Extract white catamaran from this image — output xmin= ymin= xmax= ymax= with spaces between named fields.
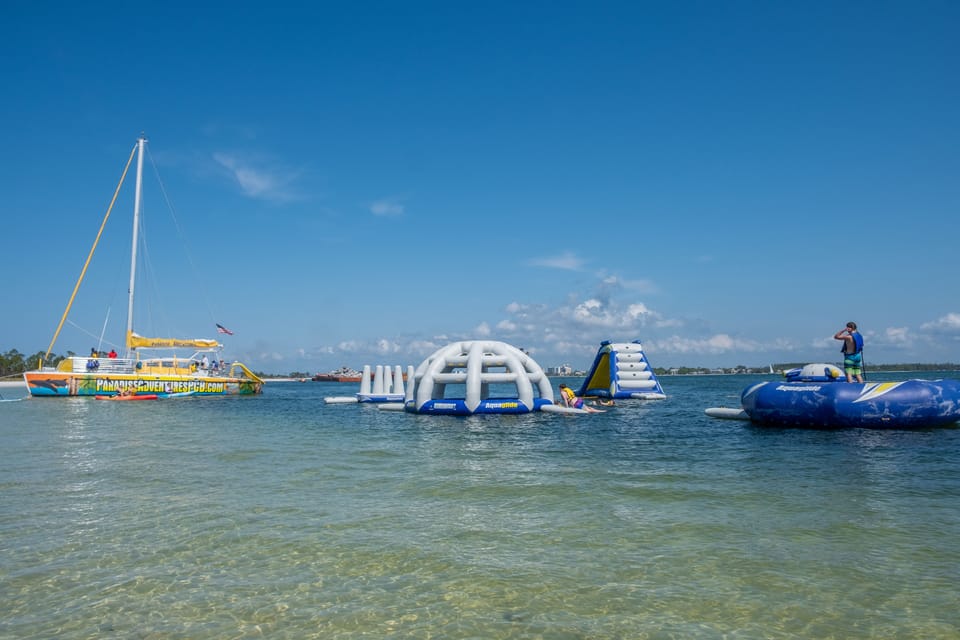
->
xmin=24 ymin=136 xmax=263 ymax=397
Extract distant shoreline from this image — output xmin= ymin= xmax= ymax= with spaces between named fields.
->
xmin=2 ymin=378 xmax=308 ymax=388
xmin=0 ymin=378 xmax=307 ymax=389
xmin=5 ymin=369 xmax=958 ymax=390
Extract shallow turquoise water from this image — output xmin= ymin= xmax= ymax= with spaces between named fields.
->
xmin=1 ymin=373 xmax=959 ymax=638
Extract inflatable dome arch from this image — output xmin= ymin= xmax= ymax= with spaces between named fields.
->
xmin=405 ymin=340 xmax=555 ymax=415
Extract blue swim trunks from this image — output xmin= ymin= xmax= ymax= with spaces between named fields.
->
xmin=844 ymin=352 xmax=863 ymax=375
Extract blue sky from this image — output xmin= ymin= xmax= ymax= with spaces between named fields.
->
xmin=3 ymin=1 xmax=958 ymax=374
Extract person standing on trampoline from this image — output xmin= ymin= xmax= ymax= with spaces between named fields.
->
xmin=834 ymin=321 xmax=865 ymax=383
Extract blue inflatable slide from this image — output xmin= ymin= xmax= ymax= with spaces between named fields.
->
xmin=577 ymin=340 xmax=667 ymax=400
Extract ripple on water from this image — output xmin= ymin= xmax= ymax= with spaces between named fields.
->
xmin=2 ymin=376 xmax=960 ymax=638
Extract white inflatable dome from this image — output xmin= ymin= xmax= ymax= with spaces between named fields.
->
xmin=405 ymin=340 xmax=555 ymax=415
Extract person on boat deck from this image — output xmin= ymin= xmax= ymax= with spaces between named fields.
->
xmin=107 ymin=349 xmax=117 ymax=358
xmin=87 ymin=348 xmax=100 ymax=370
xmin=558 ymin=384 xmax=603 ymax=413
xmin=834 ymin=321 xmax=865 ymax=383
xmin=201 ymin=355 xmax=210 ymax=370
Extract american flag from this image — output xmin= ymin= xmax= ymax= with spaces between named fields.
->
xmin=216 ymin=323 xmax=234 ymax=336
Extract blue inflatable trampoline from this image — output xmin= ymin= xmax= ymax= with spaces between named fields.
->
xmin=739 ymin=364 xmax=960 ymax=428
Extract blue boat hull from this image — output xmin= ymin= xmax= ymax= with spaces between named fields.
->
xmin=741 ymin=378 xmax=960 ymax=428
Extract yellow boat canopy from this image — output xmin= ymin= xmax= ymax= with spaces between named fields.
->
xmin=126 ymin=331 xmax=220 ymax=350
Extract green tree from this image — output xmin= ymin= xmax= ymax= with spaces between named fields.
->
xmin=0 ymin=349 xmax=25 ymax=377
xmin=0 ymin=349 xmax=70 ymax=377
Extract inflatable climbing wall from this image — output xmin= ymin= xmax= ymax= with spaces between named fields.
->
xmin=577 ymin=340 xmax=666 ymax=400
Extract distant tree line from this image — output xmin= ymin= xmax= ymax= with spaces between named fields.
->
xmin=656 ymin=362 xmax=960 ymax=376
xmin=253 ymin=370 xmax=312 ymax=379
xmin=0 ymin=349 xmax=71 ymax=379
xmin=837 ymin=362 xmax=960 ymax=372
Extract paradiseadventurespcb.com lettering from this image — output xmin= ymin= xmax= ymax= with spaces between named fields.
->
xmin=96 ymin=379 xmax=225 ymax=393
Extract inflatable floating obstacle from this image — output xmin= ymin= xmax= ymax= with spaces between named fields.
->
xmin=324 ymin=364 xmax=411 ymax=404
xmin=704 ymin=407 xmax=750 ymax=420
xmin=404 ymin=340 xmax=557 ymax=415
xmin=705 ymin=363 xmax=960 ymax=429
xmin=331 ymin=341 xmax=607 ymax=417
xmin=578 ymin=340 xmax=666 ymax=400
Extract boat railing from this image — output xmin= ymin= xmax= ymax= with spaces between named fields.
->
xmin=72 ymin=357 xmax=137 ymax=374
xmin=57 ymin=355 xmax=256 ymax=382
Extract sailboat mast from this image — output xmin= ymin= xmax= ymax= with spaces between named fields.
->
xmin=125 ymin=136 xmax=146 ymax=357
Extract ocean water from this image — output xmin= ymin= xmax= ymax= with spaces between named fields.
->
xmin=1 ymin=373 xmax=959 ymax=639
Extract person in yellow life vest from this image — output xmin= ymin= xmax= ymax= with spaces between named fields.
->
xmin=558 ymin=384 xmax=603 ymax=413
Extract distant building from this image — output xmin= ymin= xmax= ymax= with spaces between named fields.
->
xmin=545 ymin=364 xmax=574 ymax=376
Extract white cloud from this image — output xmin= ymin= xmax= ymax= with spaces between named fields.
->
xmin=922 ymin=313 xmax=960 ymax=335
xmin=598 ymin=273 xmax=658 ymax=294
xmin=654 ymin=318 xmax=683 ymax=329
xmin=528 ymin=251 xmax=584 ymax=271
xmin=882 ymin=326 xmax=912 ymax=346
xmin=337 ymin=340 xmax=361 ymax=352
xmin=649 ymin=333 xmax=765 ymax=355
xmin=213 ymin=151 xmax=300 ymax=202
xmin=564 ymin=297 xmax=662 ymax=330
xmin=407 ymin=339 xmax=442 ymax=354
xmin=374 ymin=339 xmax=401 ymax=354
xmin=325 ymin=337 xmax=442 ymax=362
xmin=370 ymin=198 xmax=405 ymax=216
xmin=621 ymin=278 xmax=658 ymax=293
xmin=548 ymin=339 xmax=599 ymax=360
xmin=626 ymin=303 xmax=652 ymax=320
xmin=572 ymin=298 xmax=603 ymax=322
